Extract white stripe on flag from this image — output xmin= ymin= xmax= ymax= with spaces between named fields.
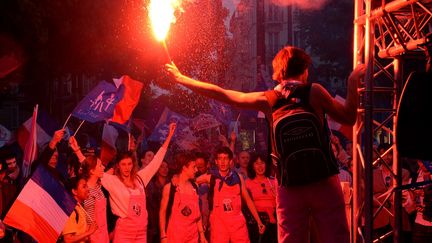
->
xmin=17 ymin=179 xmax=70 ymax=234
xmin=23 ymin=119 xmax=52 ymax=147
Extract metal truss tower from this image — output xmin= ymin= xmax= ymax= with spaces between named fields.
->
xmin=352 ymin=0 xmax=432 ymax=242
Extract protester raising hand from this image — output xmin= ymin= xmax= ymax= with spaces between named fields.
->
xmin=49 ymin=128 xmax=65 ymax=149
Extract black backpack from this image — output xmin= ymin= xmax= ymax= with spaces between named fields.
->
xmin=265 ymin=83 xmax=339 ymax=186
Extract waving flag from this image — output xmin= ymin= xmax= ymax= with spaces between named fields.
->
xmin=0 ymin=123 xmax=12 ymax=148
xmin=148 ymin=107 xmax=190 ymax=142
xmin=190 ymin=113 xmax=221 ymax=131
xmin=4 ymin=166 xmax=77 ymax=243
xmin=21 ymin=105 xmax=38 ymax=179
xmin=72 ymin=75 xmax=143 ymax=124
xmin=16 ymin=109 xmax=59 ymax=153
xmin=72 ymin=80 xmax=123 ymax=123
xmin=209 ymin=99 xmax=234 ymax=125
xmin=111 ymin=75 xmax=143 ymax=124
xmin=100 ymin=123 xmax=119 ymax=166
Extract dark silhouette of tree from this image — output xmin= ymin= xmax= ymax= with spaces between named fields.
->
xmin=297 ymin=0 xmax=354 ymax=91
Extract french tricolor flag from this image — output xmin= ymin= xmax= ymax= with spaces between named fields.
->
xmin=4 ymin=166 xmax=77 ymax=243
xmin=100 ymin=123 xmax=119 ymax=166
xmin=16 ymin=109 xmax=59 ymax=153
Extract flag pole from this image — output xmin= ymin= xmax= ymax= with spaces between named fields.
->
xmin=73 ymin=120 xmax=85 ymax=136
xmin=235 ymin=112 xmax=241 ymax=131
xmin=62 ymin=114 xmax=72 ymax=129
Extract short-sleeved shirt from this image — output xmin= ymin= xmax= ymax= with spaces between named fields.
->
xmin=62 ymin=204 xmax=88 ymax=239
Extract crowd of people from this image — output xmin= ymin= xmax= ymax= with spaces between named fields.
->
xmin=0 ymin=122 xmax=277 ymax=243
xmin=0 ymin=45 xmax=431 ymax=243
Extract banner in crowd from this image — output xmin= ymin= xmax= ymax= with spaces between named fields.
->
xmin=0 ymin=123 xmax=11 ymax=148
xmin=190 ymin=113 xmax=221 ymax=131
xmin=16 ymin=109 xmax=59 ymax=153
xmin=148 ymin=107 xmax=190 ymax=142
xmin=4 ymin=166 xmax=77 ymax=243
xmin=72 ymin=75 xmax=142 ymax=124
xmin=111 ymin=75 xmax=143 ymax=124
xmin=148 ymin=107 xmax=201 ymax=150
xmin=21 ymin=105 xmax=38 ymax=179
xmin=209 ymin=99 xmax=234 ymax=125
xmin=100 ymin=123 xmax=119 ymax=166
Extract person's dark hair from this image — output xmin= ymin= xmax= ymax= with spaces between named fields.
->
xmin=65 ymin=174 xmax=85 ymax=193
xmin=3 ymin=150 xmax=16 ymax=160
xmin=81 ymin=155 xmax=99 ymax=180
xmin=272 ymin=46 xmax=311 ymax=81
xmin=194 ymin=151 xmax=209 ymax=165
xmin=215 ymin=146 xmax=233 ymax=160
xmin=115 ymin=151 xmax=138 ymax=180
xmin=140 ymin=149 xmax=156 ymax=160
xmin=247 ymin=153 xmax=272 ymax=179
xmin=173 ymin=152 xmax=196 ymax=174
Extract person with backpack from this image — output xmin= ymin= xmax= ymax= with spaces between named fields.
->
xmin=195 ymin=146 xmax=265 ymax=242
xmin=165 ymin=46 xmax=365 ymax=243
xmin=159 ymin=152 xmax=207 ymax=243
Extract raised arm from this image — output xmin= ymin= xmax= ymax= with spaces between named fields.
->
xmin=314 ymin=64 xmax=366 ymax=125
xmin=165 ymin=63 xmax=270 ymax=112
xmin=68 ymin=136 xmax=86 ymax=163
xmin=138 ymin=123 xmax=176 ymax=185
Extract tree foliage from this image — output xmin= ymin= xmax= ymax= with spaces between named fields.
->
xmin=297 ymin=0 xmax=354 ymax=83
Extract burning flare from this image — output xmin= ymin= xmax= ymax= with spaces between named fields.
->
xmin=149 ymin=0 xmax=180 ymax=41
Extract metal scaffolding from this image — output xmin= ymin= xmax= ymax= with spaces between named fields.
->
xmin=352 ymin=0 xmax=432 ymax=242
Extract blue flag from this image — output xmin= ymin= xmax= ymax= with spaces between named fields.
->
xmin=209 ymin=100 xmax=234 ymax=125
xmin=72 ymin=80 xmax=125 ymax=123
xmin=148 ymin=107 xmax=190 ymax=142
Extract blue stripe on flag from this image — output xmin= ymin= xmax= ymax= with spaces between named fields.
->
xmin=31 ymin=166 xmax=77 ymax=215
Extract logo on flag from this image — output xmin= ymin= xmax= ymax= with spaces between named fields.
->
xmin=72 ymin=80 xmax=123 ymax=123
xmin=4 ymin=166 xmax=77 ymax=243
xmin=72 ymin=75 xmax=143 ymax=124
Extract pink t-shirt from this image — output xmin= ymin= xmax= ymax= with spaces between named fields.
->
xmin=245 ymin=177 xmax=277 ymax=212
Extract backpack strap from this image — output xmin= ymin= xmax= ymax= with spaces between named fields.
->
xmin=190 ymin=179 xmax=199 ymax=191
xmin=232 ymin=171 xmax=242 ymax=195
xmin=208 ymin=174 xmax=216 ymax=211
xmin=165 ymin=183 xmax=176 ymax=230
xmin=74 ymin=208 xmax=79 ymax=224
